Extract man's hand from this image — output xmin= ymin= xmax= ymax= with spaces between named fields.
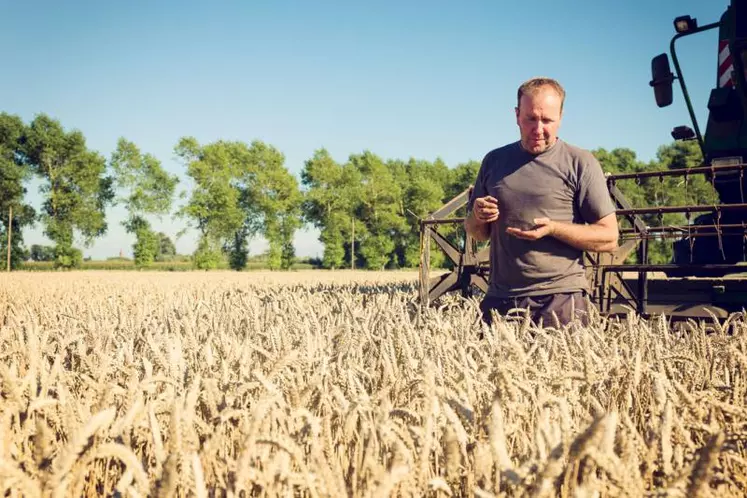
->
xmin=506 ymin=217 xmax=555 ymax=241
xmin=506 ymin=213 xmax=619 ymax=252
xmin=473 ymin=196 xmax=499 ymax=223
xmin=464 ymin=195 xmax=499 ymax=242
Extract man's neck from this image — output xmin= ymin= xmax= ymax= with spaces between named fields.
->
xmin=519 ymin=137 xmax=560 ymax=155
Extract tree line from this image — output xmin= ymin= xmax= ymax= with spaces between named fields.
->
xmin=0 ymin=112 xmax=718 ymax=270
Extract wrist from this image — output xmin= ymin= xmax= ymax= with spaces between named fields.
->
xmin=547 ymin=219 xmax=558 ymax=236
xmin=470 ymin=212 xmax=488 ymax=226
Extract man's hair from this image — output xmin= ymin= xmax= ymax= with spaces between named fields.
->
xmin=517 ymin=77 xmax=565 ymax=111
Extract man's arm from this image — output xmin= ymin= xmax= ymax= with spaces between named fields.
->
xmin=464 ymin=210 xmax=491 ymax=241
xmin=548 ymin=212 xmax=619 ymax=253
xmin=506 ymin=212 xmax=618 ymax=253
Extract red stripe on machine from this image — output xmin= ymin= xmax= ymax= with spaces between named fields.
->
xmin=718 ymin=40 xmax=733 ymax=88
xmin=718 ymin=41 xmax=730 ymax=64
xmin=719 ymin=54 xmax=733 ymax=75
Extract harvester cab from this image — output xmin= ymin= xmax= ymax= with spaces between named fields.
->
xmin=650 ymin=0 xmax=747 ymax=268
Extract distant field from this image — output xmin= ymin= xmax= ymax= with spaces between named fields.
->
xmin=5 ymin=269 xmax=421 ymax=286
xmin=19 ymin=260 xmax=316 ymax=271
xmin=1 ymin=271 xmax=746 ymax=496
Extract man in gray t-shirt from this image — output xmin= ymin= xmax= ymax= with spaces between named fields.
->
xmin=465 ymin=77 xmax=618 ymax=327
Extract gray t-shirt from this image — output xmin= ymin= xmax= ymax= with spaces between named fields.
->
xmin=468 ymin=139 xmax=615 ymax=298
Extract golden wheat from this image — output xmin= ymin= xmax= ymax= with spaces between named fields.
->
xmin=0 ymin=270 xmax=746 ymax=496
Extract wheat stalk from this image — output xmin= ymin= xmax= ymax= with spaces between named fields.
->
xmin=2 ymin=271 xmax=747 ymax=497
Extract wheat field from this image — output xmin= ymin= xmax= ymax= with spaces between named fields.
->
xmin=1 ymin=270 xmax=747 ymax=497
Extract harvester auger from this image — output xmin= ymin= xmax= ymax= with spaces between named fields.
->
xmin=420 ymin=0 xmax=747 ymax=321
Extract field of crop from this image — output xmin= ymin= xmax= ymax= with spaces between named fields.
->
xmin=1 ymin=270 xmax=747 ymax=497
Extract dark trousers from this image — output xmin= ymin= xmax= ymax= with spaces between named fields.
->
xmin=480 ymin=291 xmax=592 ymax=328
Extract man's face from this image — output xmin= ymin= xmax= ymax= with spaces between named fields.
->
xmin=515 ymin=86 xmax=563 ymax=155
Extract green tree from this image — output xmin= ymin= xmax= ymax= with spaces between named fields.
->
xmin=594 ymin=142 xmax=718 ymax=264
xmin=350 ymin=151 xmax=406 ymax=269
xmin=244 ymin=141 xmax=302 ymax=270
xmin=416 ymin=159 xmax=482 ymax=271
xmin=228 ymin=230 xmax=248 ymax=270
xmin=594 ymin=147 xmax=648 ymax=262
xmin=126 ymin=217 xmax=160 ymax=267
xmin=22 ymin=114 xmax=113 ymax=269
xmin=155 ymin=232 xmax=177 ymax=261
xmin=446 ymin=160 xmax=481 ymax=201
xmin=110 ymin=138 xmax=179 ymax=268
xmin=301 ymin=149 xmax=360 ymax=269
xmin=594 ymin=146 xmax=649 ymax=222
xmin=175 ymin=138 xmax=246 ymax=269
xmin=656 ymin=141 xmax=717 ymax=206
xmin=30 ymin=244 xmax=55 ymax=262
xmin=397 ymin=158 xmax=446 ymax=268
xmin=645 ymin=141 xmax=718 ymax=264
xmin=0 ymin=113 xmax=36 ymax=270
xmin=176 ymin=138 xmax=301 ymax=270
xmin=0 ymin=206 xmax=35 ymax=270
xmin=193 ymin=236 xmax=223 ymax=270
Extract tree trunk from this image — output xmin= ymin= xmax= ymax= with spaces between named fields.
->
xmin=6 ymin=206 xmax=12 ymax=272
xmin=351 ymin=216 xmax=355 ymax=270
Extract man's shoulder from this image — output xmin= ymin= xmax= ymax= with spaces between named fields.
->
xmin=482 ymin=141 xmax=521 ymax=163
xmin=556 ymin=140 xmax=598 ymax=165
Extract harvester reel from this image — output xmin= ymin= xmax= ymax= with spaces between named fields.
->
xmin=418 ymin=188 xmax=490 ymax=306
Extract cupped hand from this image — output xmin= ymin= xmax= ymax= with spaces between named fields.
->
xmin=506 ymin=217 xmax=555 ymax=240
xmin=474 ymin=196 xmax=499 ymax=223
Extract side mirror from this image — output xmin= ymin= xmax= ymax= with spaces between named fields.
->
xmin=650 ymin=53 xmax=675 ymax=107
xmin=671 ymin=125 xmax=696 ymax=141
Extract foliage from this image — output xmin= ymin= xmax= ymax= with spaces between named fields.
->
xmin=350 ymin=151 xmax=407 ymax=270
xmin=247 ymin=141 xmax=302 ymax=270
xmin=21 ymin=114 xmax=114 ymax=269
xmin=398 ymin=158 xmax=449 ymax=268
xmin=29 ymin=244 xmax=55 ymax=262
xmin=301 ymin=148 xmax=361 ymax=269
xmin=594 ymin=141 xmax=717 ymax=264
xmin=228 ymin=229 xmax=249 ymax=271
xmin=111 ymin=138 xmax=179 ymax=268
xmin=155 ymin=232 xmax=177 ymax=262
xmin=0 ymin=113 xmax=36 ymax=269
xmin=54 ymin=244 xmax=83 ymax=269
xmin=0 ymin=110 xmax=722 ymax=273
xmin=303 ymin=151 xmax=477 ymax=270
xmin=131 ymin=222 xmax=160 ymax=268
xmin=176 ymin=138 xmax=301 ymax=271
xmin=176 ymin=138 xmax=246 ymax=240
xmin=193 ymin=235 xmax=225 ymax=270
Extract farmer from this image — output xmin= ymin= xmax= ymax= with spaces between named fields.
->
xmin=465 ymin=77 xmax=618 ymax=327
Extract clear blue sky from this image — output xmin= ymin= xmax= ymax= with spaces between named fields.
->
xmin=0 ymin=0 xmax=729 ymax=259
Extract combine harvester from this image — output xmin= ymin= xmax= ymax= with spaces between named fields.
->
xmin=420 ymin=0 xmax=747 ymax=322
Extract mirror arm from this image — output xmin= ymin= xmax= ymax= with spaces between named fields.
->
xmin=669 ymin=21 xmax=720 ymax=155
xmin=649 ymin=71 xmax=676 ymax=88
